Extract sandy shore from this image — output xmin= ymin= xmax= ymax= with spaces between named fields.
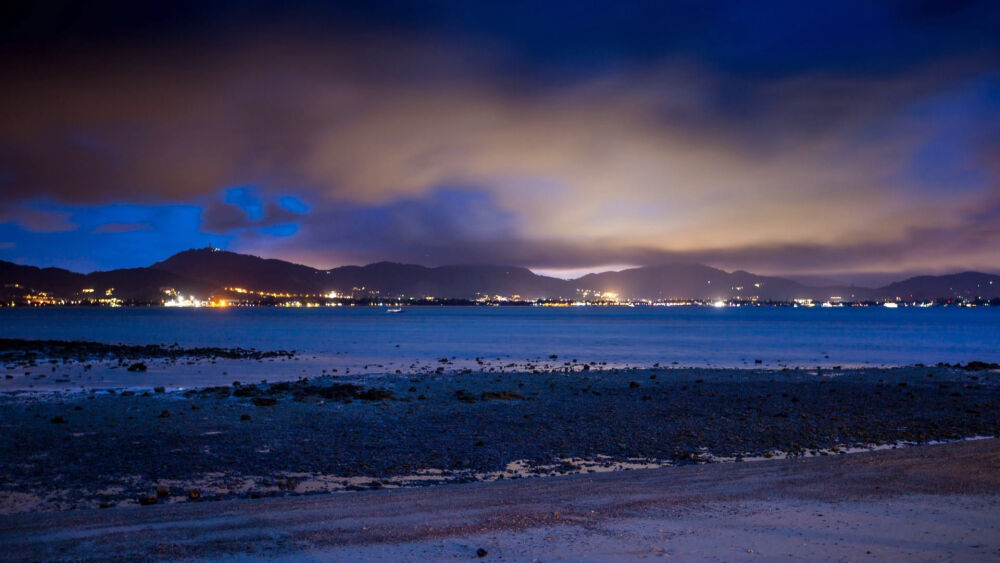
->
xmin=2 ymin=340 xmax=998 ymax=560
xmin=2 ymin=438 xmax=998 ymax=561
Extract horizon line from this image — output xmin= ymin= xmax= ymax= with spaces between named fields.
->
xmin=3 ymin=246 xmax=1000 ymax=289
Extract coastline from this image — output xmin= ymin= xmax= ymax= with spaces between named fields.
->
xmin=3 ymin=438 xmax=998 ymax=561
xmin=2 ymin=338 xmax=998 ymax=559
xmin=2 ymin=354 xmax=998 ymax=513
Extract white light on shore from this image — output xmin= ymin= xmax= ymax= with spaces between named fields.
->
xmin=165 ymin=295 xmax=207 ymax=307
xmin=712 ymin=300 xmax=726 ymax=308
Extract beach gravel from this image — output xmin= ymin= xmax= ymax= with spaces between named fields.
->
xmin=1 ymin=364 xmax=998 ymax=511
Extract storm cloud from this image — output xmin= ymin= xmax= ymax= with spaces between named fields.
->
xmin=1 ymin=1 xmax=998 ymax=277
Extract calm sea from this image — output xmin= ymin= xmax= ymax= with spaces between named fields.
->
xmin=2 ymin=306 xmax=998 ymax=370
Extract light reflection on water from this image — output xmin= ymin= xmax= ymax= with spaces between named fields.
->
xmin=2 ymin=306 xmax=997 ymax=369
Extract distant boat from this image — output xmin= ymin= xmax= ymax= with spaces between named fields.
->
xmin=386 ymin=307 xmax=404 ymax=313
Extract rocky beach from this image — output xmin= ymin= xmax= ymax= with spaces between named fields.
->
xmin=2 ymin=339 xmax=998 ymax=520
xmin=7 ymin=1 xmax=1000 ymax=558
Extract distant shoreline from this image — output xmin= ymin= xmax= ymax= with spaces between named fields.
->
xmin=5 ymin=248 xmax=1000 ymax=306
xmin=4 ymin=298 xmax=1000 ymax=308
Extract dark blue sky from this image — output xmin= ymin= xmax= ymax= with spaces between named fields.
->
xmin=1 ymin=1 xmax=998 ymax=278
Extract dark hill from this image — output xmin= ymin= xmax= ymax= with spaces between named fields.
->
xmin=84 ymin=268 xmax=213 ymax=301
xmin=876 ymin=272 xmax=1000 ymax=300
xmin=0 ymin=260 xmax=209 ymax=301
xmin=0 ymin=261 xmax=83 ymax=295
xmin=327 ymin=262 xmax=572 ymax=299
xmin=574 ymin=264 xmax=871 ymax=301
xmin=152 ymin=248 xmax=329 ymax=294
xmin=2 ymin=249 xmax=998 ymax=302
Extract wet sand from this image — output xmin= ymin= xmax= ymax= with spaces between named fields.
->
xmin=2 ymin=438 xmax=998 ymax=561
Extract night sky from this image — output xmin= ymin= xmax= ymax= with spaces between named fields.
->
xmin=1 ymin=1 xmax=998 ymax=281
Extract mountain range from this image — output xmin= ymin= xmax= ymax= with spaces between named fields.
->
xmin=2 ymin=248 xmax=999 ymax=302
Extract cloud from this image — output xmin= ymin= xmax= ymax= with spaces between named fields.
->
xmin=0 ymin=204 xmax=76 ymax=232
xmin=0 ymin=5 xmax=998 ymax=274
xmin=0 ymin=201 xmax=228 ymax=272
xmin=233 ymin=188 xmax=520 ymax=265
xmin=200 ymin=198 xmax=251 ymax=233
xmin=227 ymin=185 xmax=1000 ymax=277
xmin=200 ymin=186 xmax=308 ymax=234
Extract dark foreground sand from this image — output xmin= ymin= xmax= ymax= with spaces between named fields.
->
xmin=1 ymin=438 xmax=998 ymax=561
